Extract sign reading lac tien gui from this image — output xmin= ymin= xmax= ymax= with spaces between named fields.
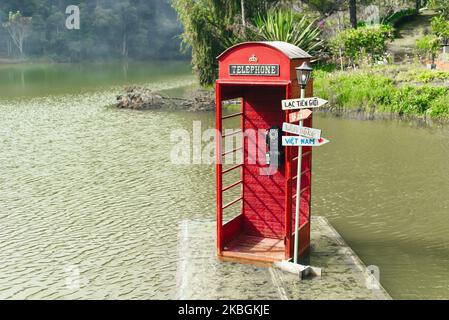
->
xmin=282 ymin=97 xmax=328 ymax=110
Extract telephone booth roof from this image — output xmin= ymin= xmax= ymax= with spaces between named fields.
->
xmin=217 ymin=41 xmax=312 ymax=60
xmin=217 ymin=41 xmax=312 ymax=86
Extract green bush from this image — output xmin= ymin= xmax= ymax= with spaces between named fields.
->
xmin=429 ymin=0 xmax=449 ymax=19
xmin=428 ymin=93 xmax=449 ymax=117
xmin=387 ymin=86 xmax=448 ymax=115
xmin=416 ymin=35 xmax=441 ymax=63
xmin=314 ymin=70 xmax=395 ymax=111
xmin=431 ymin=16 xmax=449 ymax=46
xmin=330 ymin=25 xmax=395 ymax=66
xmin=396 ymin=69 xmax=449 ymax=83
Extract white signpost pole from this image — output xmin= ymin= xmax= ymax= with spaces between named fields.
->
xmin=293 ymin=88 xmax=306 ymax=265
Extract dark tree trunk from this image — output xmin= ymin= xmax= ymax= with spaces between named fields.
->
xmin=349 ymin=0 xmax=357 ymax=28
xmin=415 ymin=0 xmax=421 ymax=11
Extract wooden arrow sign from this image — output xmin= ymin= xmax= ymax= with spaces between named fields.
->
xmin=282 ymin=122 xmax=321 ymax=140
xmin=282 ymin=97 xmax=328 ymax=111
xmin=282 ymin=136 xmax=330 ymax=147
xmin=289 ymin=109 xmax=312 ymax=122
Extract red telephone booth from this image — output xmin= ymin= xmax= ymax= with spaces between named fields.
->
xmin=215 ymin=41 xmax=314 ymax=264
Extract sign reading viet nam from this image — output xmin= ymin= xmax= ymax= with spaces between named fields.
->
xmin=282 ymin=97 xmax=328 ymax=110
xmin=282 ymin=122 xmax=321 ymax=140
xmin=282 ymin=136 xmax=330 ymax=147
xmin=289 ymin=109 xmax=312 ymax=122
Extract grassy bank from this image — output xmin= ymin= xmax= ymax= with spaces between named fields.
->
xmin=314 ymin=64 xmax=449 ymax=118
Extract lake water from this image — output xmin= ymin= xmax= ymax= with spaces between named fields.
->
xmin=0 ymin=62 xmax=449 ymax=299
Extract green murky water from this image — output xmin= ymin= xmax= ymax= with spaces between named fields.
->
xmin=0 ymin=62 xmax=449 ymax=299
xmin=0 ymin=61 xmax=192 ymax=98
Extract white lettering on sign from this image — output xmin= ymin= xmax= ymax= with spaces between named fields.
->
xmin=229 ymin=64 xmax=279 ymax=76
xmin=282 ymin=97 xmax=328 ymax=110
xmin=289 ymin=109 xmax=312 ymax=122
xmin=282 ymin=136 xmax=330 ymax=147
xmin=282 ymin=122 xmax=321 ymax=139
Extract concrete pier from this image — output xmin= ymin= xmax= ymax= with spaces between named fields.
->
xmin=176 ymin=216 xmax=391 ymax=300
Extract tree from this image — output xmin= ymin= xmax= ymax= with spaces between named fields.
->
xmin=241 ymin=0 xmax=246 ymax=26
xmin=0 ymin=0 xmax=186 ymax=62
xmin=172 ymin=0 xmax=280 ymax=86
xmin=349 ymin=0 xmax=357 ymax=28
xmin=172 ymin=0 xmax=240 ymax=85
xmin=112 ymin=1 xmax=139 ymax=59
xmin=416 ymin=35 xmax=440 ymax=67
xmin=2 ymin=11 xmax=32 ymax=57
xmin=330 ymin=24 xmax=394 ymax=66
xmin=300 ymin=0 xmax=346 ymax=16
xmin=431 ymin=15 xmax=449 ymax=53
xmin=415 ymin=0 xmax=421 ymax=11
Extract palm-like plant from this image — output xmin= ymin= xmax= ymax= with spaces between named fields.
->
xmin=252 ymin=9 xmax=324 ymax=55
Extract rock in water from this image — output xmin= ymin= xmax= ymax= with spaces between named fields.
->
xmin=115 ymin=85 xmax=215 ymax=112
xmin=116 ymin=86 xmax=168 ymax=110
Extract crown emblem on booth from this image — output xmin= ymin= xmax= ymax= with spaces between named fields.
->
xmin=249 ymin=54 xmax=258 ymax=63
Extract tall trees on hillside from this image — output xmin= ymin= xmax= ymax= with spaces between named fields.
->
xmin=0 ymin=0 xmax=186 ymax=61
xmin=2 ymin=11 xmax=32 ymax=57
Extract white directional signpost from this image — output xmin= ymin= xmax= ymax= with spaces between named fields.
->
xmin=282 ymin=95 xmax=329 ymax=265
xmin=282 ymin=136 xmax=329 ymax=147
xmin=282 ymin=123 xmax=322 ymax=140
xmin=282 ymin=97 xmax=328 ymax=111
xmin=289 ymin=109 xmax=313 ymax=123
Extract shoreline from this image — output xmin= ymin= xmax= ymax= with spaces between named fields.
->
xmin=0 ymin=57 xmax=191 ymax=66
xmin=317 ymin=108 xmax=449 ymax=127
xmin=0 ymin=58 xmax=27 ymax=65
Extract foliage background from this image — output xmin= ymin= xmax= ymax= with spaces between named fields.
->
xmin=0 ymin=0 xmax=188 ymax=61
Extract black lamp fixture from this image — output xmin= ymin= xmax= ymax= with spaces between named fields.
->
xmin=296 ymin=62 xmax=313 ymax=89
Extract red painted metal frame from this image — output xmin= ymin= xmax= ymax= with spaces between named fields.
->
xmin=216 ymin=84 xmax=223 ymax=254
xmin=216 ymin=81 xmax=313 ymax=261
xmin=216 ymin=84 xmax=246 ymax=254
xmin=216 ymin=42 xmax=313 ymax=262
